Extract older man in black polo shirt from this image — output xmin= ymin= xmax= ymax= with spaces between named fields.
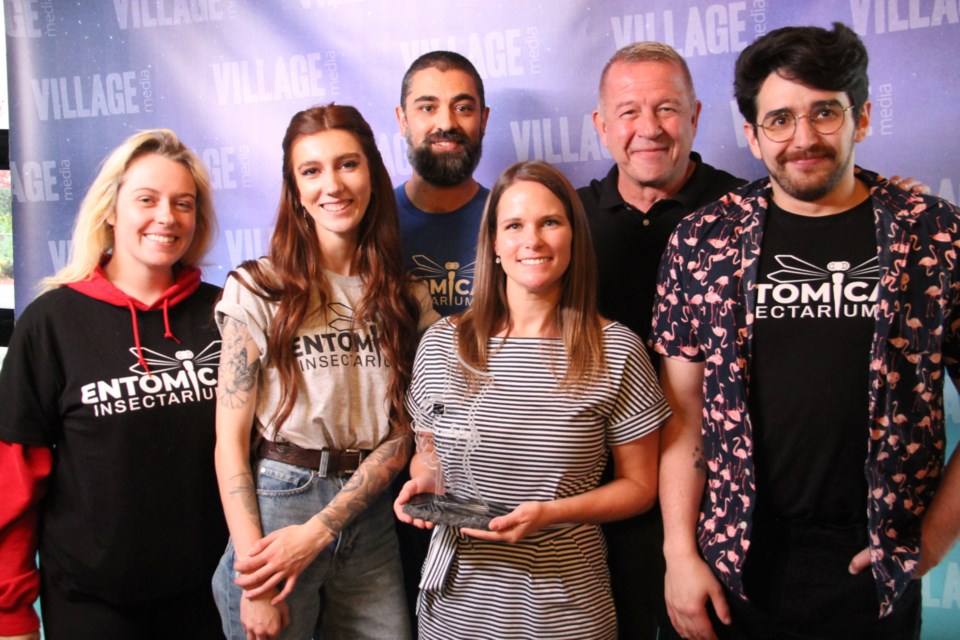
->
xmin=578 ymin=41 xmax=744 ymax=640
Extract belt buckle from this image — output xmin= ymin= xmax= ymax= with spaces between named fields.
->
xmin=318 ymin=448 xmax=365 ymax=477
xmin=343 ymin=448 xmax=364 ymax=474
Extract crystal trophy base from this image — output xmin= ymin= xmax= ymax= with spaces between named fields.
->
xmin=403 ymin=492 xmax=512 ymax=530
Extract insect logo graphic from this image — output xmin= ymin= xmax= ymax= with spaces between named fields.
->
xmin=129 ymin=341 xmax=221 ymax=399
xmin=411 ymin=255 xmax=475 ymax=306
xmin=328 ymin=302 xmax=354 ymax=332
xmin=767 ymin=255 xmax=879 ymax=318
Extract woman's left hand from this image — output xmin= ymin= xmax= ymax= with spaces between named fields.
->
xmin=234 ymin=520 xmax=335 ymax=603
xmin=460 ymin=501 xmax=549 ymax=544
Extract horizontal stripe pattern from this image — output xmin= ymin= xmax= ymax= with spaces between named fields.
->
xmin=408 ymin=319 xmax=669 ymax=639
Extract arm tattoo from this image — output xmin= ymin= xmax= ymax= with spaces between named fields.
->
xmin=218 ymin=316 xmax=260 ymax=409
xmin=227 ymin=471 xmax=260 ymax=519
xmin=692 ymin=445 xmax=707 ymax=473
xmin=313 ymin=423 xmax=413 ymax=536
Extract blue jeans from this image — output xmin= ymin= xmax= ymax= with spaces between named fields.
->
xmin=212 ymin=458 xmax=411 ymax=640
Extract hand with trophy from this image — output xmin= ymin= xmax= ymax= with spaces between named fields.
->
xmin=399 ymin=365 xmax=512 ymax=532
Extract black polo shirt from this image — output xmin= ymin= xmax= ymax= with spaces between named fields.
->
xmin=578 ymin=152 xmax=745 ymax=340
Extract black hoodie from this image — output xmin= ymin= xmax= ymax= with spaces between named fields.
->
xmin=0 ymin=265 xmax=228 ymax=606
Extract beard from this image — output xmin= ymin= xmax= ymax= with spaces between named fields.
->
xmin=406 ymin=128 xmax=484 ymax=187
xmin=767 ymin=142 xmax=853 ymax=202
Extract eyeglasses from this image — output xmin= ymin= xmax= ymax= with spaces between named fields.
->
xmin=756 ymin=103 xmax=856 ymax=142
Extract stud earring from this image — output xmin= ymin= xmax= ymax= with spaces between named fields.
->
xmin=495 ymin=256 xmax=501 ymax=264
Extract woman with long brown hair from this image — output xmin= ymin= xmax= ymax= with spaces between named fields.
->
xmin=394 ymin=161 xmax=668 ymax=639
xmin=211 ymin=104 xmax=437 ymax=640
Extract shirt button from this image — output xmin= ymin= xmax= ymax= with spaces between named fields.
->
xmin=642 ymin=218 xmax=650 ymax=226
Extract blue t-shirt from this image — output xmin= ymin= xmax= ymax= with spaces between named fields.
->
xmin=395 ymin=184 xmax=488 ymax=317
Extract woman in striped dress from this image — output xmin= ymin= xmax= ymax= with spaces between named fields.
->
xmin=394 ymin=160 xmax=669 ymax=639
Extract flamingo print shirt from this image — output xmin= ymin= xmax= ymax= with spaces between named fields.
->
xmin=651 ymin=167 xmax=960 ymax=616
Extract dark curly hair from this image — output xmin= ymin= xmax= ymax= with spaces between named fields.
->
xmin=734 ymin=22 xmax=869 ymax=127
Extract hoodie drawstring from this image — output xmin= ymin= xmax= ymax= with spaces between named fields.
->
xmin=126 ymin=299 xmax=151 ymax=375
xmin=162 ymin=298 xmax=181 ymax=344
xmin=66 ymin=264 xmax=202 ymax=375
xmin=126 ymin=298 xmax=181 ymax=376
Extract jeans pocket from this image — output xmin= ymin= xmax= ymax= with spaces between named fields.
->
xmin=255 ymin=459 xmax=316 ymax=496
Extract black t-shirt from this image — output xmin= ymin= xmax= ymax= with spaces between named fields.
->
xmin=750 ymin=199 xmax=877 ymax=525
xmin=578 ymin=154 xmax=745 ymax=342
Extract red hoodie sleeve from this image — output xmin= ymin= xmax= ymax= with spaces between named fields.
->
xmin=0 ymin=441 xmax=52 ymax=635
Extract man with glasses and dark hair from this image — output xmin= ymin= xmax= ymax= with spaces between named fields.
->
xmin=653 ymin=22 xmax=960 ymax=639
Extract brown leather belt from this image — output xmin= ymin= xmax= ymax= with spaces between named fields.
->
xmin=255 ymin=439 xmax=370 ymax=477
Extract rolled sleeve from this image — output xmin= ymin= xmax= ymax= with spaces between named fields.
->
xmin=650 ymin=232 xmax=702 ymax=362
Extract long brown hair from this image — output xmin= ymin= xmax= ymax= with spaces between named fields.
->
xmin=456 ymin=161 xmax=605 ymax=387
xmin=234 ymin=103 xmax=421 ymax=432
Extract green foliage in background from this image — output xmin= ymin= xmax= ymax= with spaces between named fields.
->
xmin=0 ymin=185 xmax=12 ymax=279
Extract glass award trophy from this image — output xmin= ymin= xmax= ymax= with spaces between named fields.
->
xmin=403 ymin=365 xmax=511 ymax=530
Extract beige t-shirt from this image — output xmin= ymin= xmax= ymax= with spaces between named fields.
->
xmin=216 ymin=260 xmax=438 ymax=450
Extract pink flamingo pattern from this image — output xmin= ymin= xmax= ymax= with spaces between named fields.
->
xmin=651 ymin=167 xmax=960 ymax=617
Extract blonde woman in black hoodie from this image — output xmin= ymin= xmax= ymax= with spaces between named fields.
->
xmin=0 ymin=129 xmax=227 ymax=640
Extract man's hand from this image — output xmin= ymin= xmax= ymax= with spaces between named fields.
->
xmin=665 ymin=554 xmax=731 ymax=640
xmin=888 ymin=175 xmax=931 ymax=195
xmin=848 ymin=546 xmax=871 ymax=575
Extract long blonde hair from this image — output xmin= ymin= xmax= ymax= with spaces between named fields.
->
xmin=455 ymin=161 xmax=605 ymax=388
xmin=41 ymin=129 xmax=216 ymax=291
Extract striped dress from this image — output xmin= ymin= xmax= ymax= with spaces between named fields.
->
xmin=407 ymin=318 xmax=670 ymax=640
